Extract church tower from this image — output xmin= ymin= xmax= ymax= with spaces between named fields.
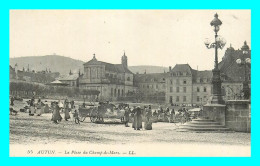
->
xmin=121 ymin=51 xmax=128 ymax=68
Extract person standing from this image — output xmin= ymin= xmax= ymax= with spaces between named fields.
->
xmin=36 ymin=98 xmax=42 ymax=116
xmin=134 ymin=106 xmax=142 ymax=130
xmin=51 ymin=102 xmax=62 ymax=124
xmin=73 ymin=108 xmax=80 ymax=124
xmin=124 ymin=107 xmax=130 ymax=127
xmin=10 ymin=96 xmax=15 ymax=106
xmin=144 ymin=108 xmax=152 ymax=130
xmin=64 ymin=99 xmax=71 ymax=121
xmin=170 ymin=107 xmax=175 ymax=123
xmin=29 ymin=97 xmax=35 ymax=116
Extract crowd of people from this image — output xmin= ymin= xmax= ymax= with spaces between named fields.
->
xmin=10 ymin=96 xmax=191 ymax=130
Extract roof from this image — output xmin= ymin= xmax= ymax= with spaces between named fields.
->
xmin=134 ymin=73 xmax=169 ymax=83
xmin=49 ymin=80 xmax=69 ymax=85
xmin=115 ymin=64 xmax=133 ymax=74
xmin=192 ymin=70 xmax=213 ymax=78
xmin=51 ymin=80 xmax=63 ymax=84
xmin=171 ymin=64 xmax=193 ymax=74
xmin=84 ymin=56 xmax=133 ymax=74
xmin=218 ymin=46 xmax=251 ymax=82
xmin=58 ymin=74 xmax=78 ymax=81
xmin=83 ymin=56 xmax=103 ymax=65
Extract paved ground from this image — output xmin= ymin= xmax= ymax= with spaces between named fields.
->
xmin=10 ymin=111 xmax=250 ymax=146
xmin=9 ymin=100 xmax=251 ymax=156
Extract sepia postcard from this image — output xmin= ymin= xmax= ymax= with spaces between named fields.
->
xmin=9 ymin=10 xmax=251 ymax=157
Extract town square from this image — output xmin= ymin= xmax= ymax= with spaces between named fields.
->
xmin=9 ymin=10 xmax=251 ymax=157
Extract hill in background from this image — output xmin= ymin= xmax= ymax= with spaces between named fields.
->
xmin=10 ymin=55 xmax=168 ymax=75
xmin=10 ymin=55 xmax=84 ymax=76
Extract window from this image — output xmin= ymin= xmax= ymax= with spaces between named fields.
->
xmin=176 ymin=87 xmax=179 ymax=93
xmin=197 ymin=96 xmax=200 ymax=102
xmin=183 ymin=80 xmax=187 ymax=84
xmin=170 ymin=87 xmax=173 ymax=92
xmin=170 ymin=79 xmax=173 ymax=85
xmin=169 ymin=96 xmax=173 ymax=104
xmin=204 ymin=87 xmax=207 ymax=92
xmin=197 ymin=87 xmax=200 ymax=92
xmin=176 ymin=96 xmax=179 ymax=102
xmin=183 ymin=87 xmax=186 ymax=93
xmin=183 ymin=96 xmax=186 ymax=102
xmin=127 ymin=77 xmax=130 ymax=81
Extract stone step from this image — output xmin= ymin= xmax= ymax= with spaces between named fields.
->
xmin=178 ymin=127 xmax=230 ymax=131
xmin=192 ymin=119 xmax=216 ymax=122
xmin=189 ymin=121 xmax=221 ymax=125
xmin=183 ymin=124 xmax=225 ymax=128
xmin=176 ymin=128 xmax=233 ymax=133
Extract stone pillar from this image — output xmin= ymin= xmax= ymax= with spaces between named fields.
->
xmin=203 ymin=103 xmax=226 ymax=125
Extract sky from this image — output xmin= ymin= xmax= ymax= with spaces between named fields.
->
xmin=9 ymin=10 xmax=251 ymax=70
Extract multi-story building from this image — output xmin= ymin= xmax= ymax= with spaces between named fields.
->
xmin=220 ymin=42 xmax=251 ymax=100
xmin=79 ymin=52 xmax=136 ymax=101
xmin=166 ymin=64 xmax=212 ymax=106
xmin=165 ymin=42 xmax=251 ymax=106
xmin=192 ymin=70 xmax=213 ymax=105
xmin=134 ymin=72 xmax=168 ymax=103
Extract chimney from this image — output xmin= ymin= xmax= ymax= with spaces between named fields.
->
xmin=169 ymin=66 xmax=172 ymax=72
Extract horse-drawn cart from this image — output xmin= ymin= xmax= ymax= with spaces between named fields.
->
xmin=78 ymin=104 xmax=98 ymax=122
xmin=77 ymin=102 xmax=126 ymax=123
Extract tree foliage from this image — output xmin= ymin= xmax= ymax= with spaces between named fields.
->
xmin=9 ymin=81 xmax=100 ymax=98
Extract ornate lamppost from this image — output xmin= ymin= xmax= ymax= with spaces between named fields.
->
xmin=204 ymin=13 xmax=226 ymax=104
xmin=236 ymin=41 xmax=251 ymax=99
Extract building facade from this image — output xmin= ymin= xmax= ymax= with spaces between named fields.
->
xmin=134 ymin=73 xmax=168 ymax=103
xmin=165 ymin=64 xmax=212 ymax=106
xmin=219 ymin=42 xmax=251 ymax=100
xmin=79 ymin=53 xmax=136 ymax=101
xmin=165 ymin=42 xmax=251 ymax=106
